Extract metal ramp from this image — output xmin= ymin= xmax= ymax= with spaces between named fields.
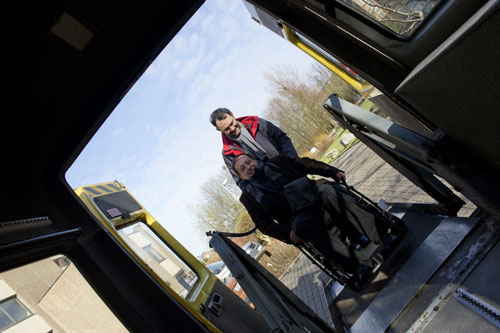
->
xmin=322 ymin=94 xmax=500 ymax=332
xmin=350 ymin=214 xmax=479 ymax=332
xmin=327 ymin=204 xmax=500 ymax=332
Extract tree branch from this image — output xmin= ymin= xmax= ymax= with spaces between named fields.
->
xmin=358 ymin=0 xmax=423 ymax=18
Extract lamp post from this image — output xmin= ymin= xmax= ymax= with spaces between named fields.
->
xmin=222 ymin=178 xmax=239 ymax=201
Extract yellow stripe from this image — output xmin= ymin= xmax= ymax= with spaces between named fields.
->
xmin=282 ymin=24 xmax=373 ymax=92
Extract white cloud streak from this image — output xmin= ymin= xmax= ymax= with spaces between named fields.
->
xmin=66 ymin=0 xmax=315 ymax=256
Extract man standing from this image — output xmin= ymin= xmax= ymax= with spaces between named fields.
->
xmin=210 ymin=108 xmax=298 ymax=186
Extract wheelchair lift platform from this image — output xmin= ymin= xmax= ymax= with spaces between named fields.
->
xmin=319 ymin=94 xmax=500 ymax=332
xmin=209 ymin=201 xmax=500 ymax=332
xmin=331 ymin=203 xmax=500 ymax=333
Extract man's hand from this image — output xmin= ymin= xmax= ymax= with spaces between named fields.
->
xmin=335 ymin=171 xmax=346 ymax=182
xmin=289 ymin=230 xmax=304 ymax=244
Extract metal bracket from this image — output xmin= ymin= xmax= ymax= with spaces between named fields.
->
xmin=324 ymin=94 xmax=500 ymax=216
xmin=207 ymin=293 xmax=223 ymax=317
xmin=454 ymin=288 xmax=500 ymax=329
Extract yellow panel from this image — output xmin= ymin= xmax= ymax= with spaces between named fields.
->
xmin=73 ymin=182 xmax=221 ymax=332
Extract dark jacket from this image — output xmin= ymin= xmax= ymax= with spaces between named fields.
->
xmin=239 ymin=155 xmax=343 ymax=243
xmin=222 ymin=116 xmax=297 ymax=187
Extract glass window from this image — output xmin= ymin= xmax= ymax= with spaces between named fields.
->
xmin=336 ymin=0 xmax=442 ymax=36
xmin=207 ymin=261 xmax=225 ymax=275
xmin=0 ymin=309 xmax=12 ymax=331
xmin=119 ymin=223 xmax=198 ymax=299
xmin=0 ymin=298 xmax=32 ymax=330
xmin=143 ymin=245 xmax=165 ymax=263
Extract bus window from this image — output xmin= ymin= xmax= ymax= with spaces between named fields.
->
xmin=118 ymin=222 xmax=198 ymax=299
xmin=336 ymin=0 xmax=442 ymax=36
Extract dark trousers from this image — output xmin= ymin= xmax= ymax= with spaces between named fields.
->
xmin=316 ymin=182 xmax=384 ymax=243
xmin=291 ymin=183 xmax=381 ymax=273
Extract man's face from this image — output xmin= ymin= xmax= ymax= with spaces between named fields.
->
xmin=215 ymin=113 xmax=240 ymax=137
xmin=234 ymin=155 xmax=257 ymax=180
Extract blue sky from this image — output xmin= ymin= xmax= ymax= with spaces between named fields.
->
xmin=65 ymin=0 xmax=315 ymax=256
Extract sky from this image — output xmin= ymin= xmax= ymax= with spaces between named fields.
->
xmin=65 ymin=0 xmax=316 ymax=256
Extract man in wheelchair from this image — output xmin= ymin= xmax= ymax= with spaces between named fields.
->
xmin=233 ymin=153 xmax=396 ymax=282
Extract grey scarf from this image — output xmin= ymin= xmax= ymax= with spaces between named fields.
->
xmin=230 ymin=122 xmax=267 ymax=160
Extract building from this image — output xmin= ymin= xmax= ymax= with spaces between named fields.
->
xmin=0 ymin=255 xmax=128 ymax=332
xmin=118 ymin=223 xmax=197 ymax=298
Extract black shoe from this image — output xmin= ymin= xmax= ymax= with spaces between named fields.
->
xmin=354 ymin=264 xmax=371 ymax=282
xmin=381 ymin=234 xmax=394 ymax=246
xmin=358 ymin=234 xmax=370 ymax=248
xmin=345 ymin=233 xmax=371 ymax=249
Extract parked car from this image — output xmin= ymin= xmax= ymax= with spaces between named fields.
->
xmin=206 ymin=261 xmax=232 ymax=283
xmin=242 ymin=242 xmax=264 ymax=260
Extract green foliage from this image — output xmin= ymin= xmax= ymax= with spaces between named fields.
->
xmin=320 ymin=128 xmax=359 ymax=165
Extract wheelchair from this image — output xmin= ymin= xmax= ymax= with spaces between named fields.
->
xmin=296 ymin=181 xmax=406 ymax=291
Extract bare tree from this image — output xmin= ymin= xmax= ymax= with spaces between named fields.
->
xmin=191 ymin=168 xmax=242 ymax=233
xmin=341 ymin=0 xmax=429 ymax=36
xmin=235 ymin=209 xmax=271 ymax=243
xmin=263 ymin=64 xmax=336 ymax=153
xmin=308 ymin=62 xmax=361 ymax=103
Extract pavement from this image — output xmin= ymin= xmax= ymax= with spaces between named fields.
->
xmin=279 ymin=141 xmax=477 ymax=327
xmin=280 ymin=254 xmax=334 ymax=328
xmin=332 ymin=142 xmax=475 ymax=217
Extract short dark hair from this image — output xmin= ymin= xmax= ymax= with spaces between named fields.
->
xmin=232 ymin=154 xmax=254 ymax=177
xmin=210 ymin=108 xmax=232 ymax=127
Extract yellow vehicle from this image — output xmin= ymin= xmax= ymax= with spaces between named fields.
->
xmin=4 ymin=0 xmax=499 ymax=332
xmin=73 ymin=181 xmax=269 ymax=332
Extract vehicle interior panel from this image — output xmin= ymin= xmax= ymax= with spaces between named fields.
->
xmin=3 ymin=1 xmax=211 ymax=332
xmin=202 ymin=279 xmax=270 ymax=332
xmin=395 ymin=1 xmax=500 ymax=182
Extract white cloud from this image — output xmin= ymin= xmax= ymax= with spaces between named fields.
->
xmin=200 ymin=13 xmax=215 ymax=31
xmin=177 ymin=52 xmax=203 ymax=81
xmin=66 ymin=0 xmax=315 ymax=256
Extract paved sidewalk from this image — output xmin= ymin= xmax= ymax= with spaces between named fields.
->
xmin=280 ymin=255 xmax=334 ymax=328
xmin=333 ymin=142 xmax=476 ymax=217
xmin=279 ymin=141 xmax=476 ymax=326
